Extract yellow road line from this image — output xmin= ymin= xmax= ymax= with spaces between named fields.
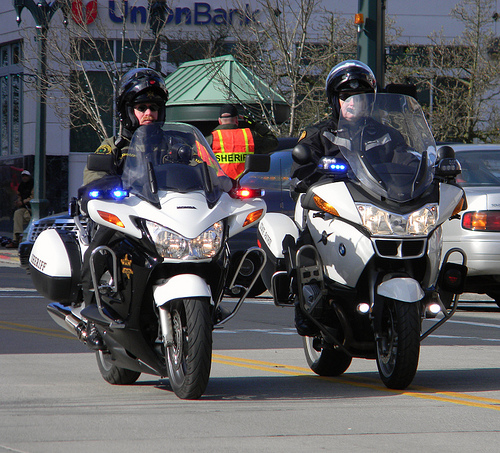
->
xmin=0 ymin=321 xmax=75 ymax=340
xmin=213 ymin=353 xmax=500 ymax=411
xmin=3 ymin=324 xmax=499 ymax=411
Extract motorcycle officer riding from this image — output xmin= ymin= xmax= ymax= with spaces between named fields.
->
xmin=81 ymin=67 xmax=169 ymax=349
xmin=291 ymin=60 xmax=377 ymax=336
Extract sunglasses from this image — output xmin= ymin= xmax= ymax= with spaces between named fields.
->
xmin=338 ymin=92 xmax=362 ymax=101
xmin=134 ymin=104 xmax=160 ymax=113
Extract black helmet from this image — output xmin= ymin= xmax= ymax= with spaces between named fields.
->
xmin=325 ymin=60 xmax=376 ymax=109
xmin=116 ymin=68 xmax=169 ymax=133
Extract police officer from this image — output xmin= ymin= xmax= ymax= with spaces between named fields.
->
xmin=206 ymin=104 xmax=277 ymax=179
xmin=291 ymin=60 xmax=377 ymax=337
xmin=83 ymin=67 xmax=169 ymax=185
xmin=290 ymin=60 xmax=377 ymax=198
xmin=80 ymin=68 xmax=169 ymax=349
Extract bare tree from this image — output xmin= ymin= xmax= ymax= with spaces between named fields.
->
xmin=226 ymin=0 xmax=354 ymax=136
xmin=388 ymin=0 xmax=500 ymax=143
xmin=20 ymin=0 xmax=168 ymax=151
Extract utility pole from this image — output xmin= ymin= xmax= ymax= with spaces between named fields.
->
xmin=356 ymin=0 xmax=386 ymax=90
xmin=13 ymin=0 xmax=61 ymax=220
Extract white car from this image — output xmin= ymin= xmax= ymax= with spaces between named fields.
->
xmin=442 ymin=144 xmax=500 ymax=306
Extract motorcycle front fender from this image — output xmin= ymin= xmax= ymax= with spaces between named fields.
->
xmin=377 ymin=277 xmax=424 ymax=303
xmin=153 ymin=274 xmax=212 ymax=307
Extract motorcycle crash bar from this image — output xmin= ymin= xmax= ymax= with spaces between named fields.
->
xmin=217 ymin=246 xmax=267 ymax=327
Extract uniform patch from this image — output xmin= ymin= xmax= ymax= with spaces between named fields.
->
xmin=96 ymin=144 xmax=112 ymax=155
xmin=298 ymin=130 xmax=307 ymax=142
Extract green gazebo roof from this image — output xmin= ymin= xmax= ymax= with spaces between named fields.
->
xmin=164 ymin=55 xmax=289 ymax=125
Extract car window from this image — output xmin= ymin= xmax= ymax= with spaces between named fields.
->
xmin=240 ymin=150 xmax=293 ymax=190
xmin=456 ymin=150 xmax=500 ymax=186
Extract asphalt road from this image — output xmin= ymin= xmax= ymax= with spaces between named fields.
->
xmin=2 ymin=256 xmax=500 ymax=452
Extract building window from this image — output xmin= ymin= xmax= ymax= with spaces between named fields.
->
xmin=69 ymin=39 xmax=160 ymax=153
xmin=0 ymin=42 xmax=23 ymax=157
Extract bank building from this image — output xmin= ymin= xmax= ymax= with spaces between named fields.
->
xmin=0 ymin=1 xmax=488 ymax=225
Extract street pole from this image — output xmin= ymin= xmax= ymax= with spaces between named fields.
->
xmin=13 ymin=0 xmax=61 ymax=220
xmin=357 ymin=0 xmax=386 ymax=90
xmin=32 ymin=22 xmax=48 ymax=221
xmin=149 ymin=0 xmax=167 ymax=73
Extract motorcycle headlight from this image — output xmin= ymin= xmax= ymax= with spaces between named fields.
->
xmin=145 ymin=220 xmax=224 ymax=259
xmin=356 ymin=203 xmax=438 ymax=236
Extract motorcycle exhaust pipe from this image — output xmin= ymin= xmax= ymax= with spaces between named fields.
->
xmin=47 ymin=302 xmax=86 ymax=340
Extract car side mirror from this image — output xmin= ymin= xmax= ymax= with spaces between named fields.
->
xmin=87 ymin=154 xmax=115 ymax=173
xmin=292 ymin=144 xmax=311 ymax=164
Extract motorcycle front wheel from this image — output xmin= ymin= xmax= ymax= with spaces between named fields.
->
xmin=165 ymin=298 xmax=212 ymax=399
xmin=375 ymin=300 xmax=420 ymax=390
xmin=303 ymin=336 xmax=352 ymax=376
xmin=95 ymin=350 xmax=141 ymax=385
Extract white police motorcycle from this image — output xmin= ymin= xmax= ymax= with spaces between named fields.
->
xmin=258 ymin=93 xmax=467 ymax=389
xmin=29 ymin=123 xmax=269 ymax=399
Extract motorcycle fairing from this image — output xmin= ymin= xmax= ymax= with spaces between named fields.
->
xmin=307 ymin=212 xmax=374 ymax=287
xmin=438 ymin=183 xmax=466 ymax=224
xmin=87 ymin=189 xmax=265 ymax=243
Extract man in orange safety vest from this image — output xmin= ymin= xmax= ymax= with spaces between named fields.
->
xmin=206 ymin=104 xmax=277 ymax=179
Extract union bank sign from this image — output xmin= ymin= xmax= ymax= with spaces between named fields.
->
xmin=72 ymin=1 xmax=260 ymax=26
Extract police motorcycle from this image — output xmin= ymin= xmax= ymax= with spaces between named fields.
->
xmin=29 ymin=122 xmax=269 ymax=399
xmin=257 ymin=93 xmax=467 ymax=389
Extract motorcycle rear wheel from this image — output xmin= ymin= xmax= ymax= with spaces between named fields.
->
xmin=95 ymin=350 xmax=141 ymax=385
xmin=376 ymin=300 xmax=420 ymax=390
xmin=303 ymin=336 xmax=352 ymax=376
xmin=165 ymin=298 xmax=212 ymax=399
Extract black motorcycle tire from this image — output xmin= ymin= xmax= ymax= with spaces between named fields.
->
xmin=303 ymin=336 xmax=352 ymax=376
xmin=95 ymin=350 xmax=141 ymax=385
xmin=165 ymin=298 xmax=212 ymax=400
xmin=376 ymin=300 xmax=420 ymax=390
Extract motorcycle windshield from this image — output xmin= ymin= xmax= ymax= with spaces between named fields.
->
xmin=121 ymin=123 xmax=231 ymax=208
xmin=335 ymin=93 xmax=436 ymax=202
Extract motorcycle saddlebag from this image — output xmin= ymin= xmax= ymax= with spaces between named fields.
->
xmin=257 ymin=213 xmax=299 ymax=292
xmin=29 ymin=228 xmax=82 ymax=305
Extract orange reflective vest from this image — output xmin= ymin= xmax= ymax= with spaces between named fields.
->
xmin=211 ymin=128 xmax=255 ymax=179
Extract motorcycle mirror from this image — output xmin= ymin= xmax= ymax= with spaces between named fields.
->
xmin=435 ymin=145 xmax=461 ymax=179
xmin=436 ymin=145 xmax=455 ymax=162
xmin=239 ymin=154 xmax=271 ymax=179
xmin=292 ymin=144 xmax=311 ymax=164
xmin=87 ymin=153 xmax=114 ymax=172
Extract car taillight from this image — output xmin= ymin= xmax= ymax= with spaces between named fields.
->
xmin=462 ymin=210 xmax=500 ymax=231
